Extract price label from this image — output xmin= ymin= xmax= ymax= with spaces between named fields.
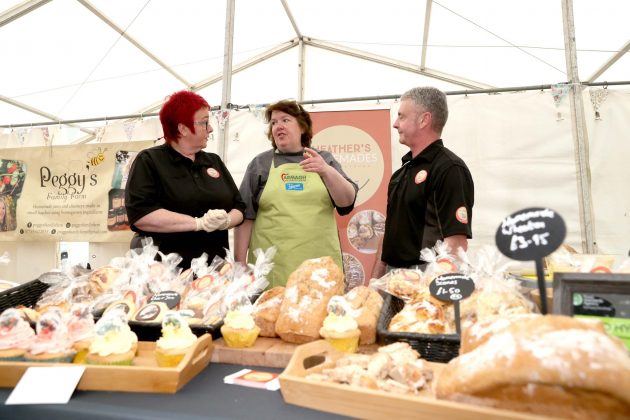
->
xmin=149 ymin=290 xmax=181 ymax=309
xmin=495 ymin=207 xmax=566 ymax=261
xmin=429 ymin=273 xmax=475 ymax=303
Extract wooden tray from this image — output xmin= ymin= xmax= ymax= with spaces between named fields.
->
xmin=0 ymin=334 xmax=213 ymax=394
xmin=211 ymin=337 xmax=380 ymax=368
xmin=279 ymin=340 xmax=554 ymax=420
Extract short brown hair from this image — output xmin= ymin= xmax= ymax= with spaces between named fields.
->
xmin=265 ymin=100 xmax=313 ymax=149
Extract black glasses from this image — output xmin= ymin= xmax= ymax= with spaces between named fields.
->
xmin=193 ymin=119 xmax=211 ymax=130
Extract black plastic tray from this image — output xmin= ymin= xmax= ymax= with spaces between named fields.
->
xmin=127 ymin=319 xmax=223 ymax=341
xmin=376 ymin=293 xmax=460 ymax=363
xmin=0 ymin=279 xmax=50 ymax=313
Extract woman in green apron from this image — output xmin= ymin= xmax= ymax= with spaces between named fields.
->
xmin=235 ymin=100 xmax=358 ymax=288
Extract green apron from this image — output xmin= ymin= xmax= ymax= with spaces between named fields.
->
xmin=249 ymin=157 xmax=343 ymax=288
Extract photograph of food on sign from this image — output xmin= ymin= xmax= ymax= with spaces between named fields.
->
xmin=0 ymin=159 xmax=26 ymax=232
xmin=347 ymin=209 xmax=385 ymax=254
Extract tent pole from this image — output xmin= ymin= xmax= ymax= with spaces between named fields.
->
xmin=298 ymin=38 xmax=305 ymax=102
xmin=561 ymin=0 xmax=596 ymax=253
xmin=2 ymin=81 xmax=629 ymax=130
xmin=219 ymin=0 xmax=236 ymax=163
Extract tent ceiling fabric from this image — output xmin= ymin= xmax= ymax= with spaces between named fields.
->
xmin=1 ymin=0 xmax=629 ymax=129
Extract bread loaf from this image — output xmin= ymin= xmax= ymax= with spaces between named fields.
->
xmin=252 ymin=286 xmax=285 ymax=337
xmin=344 ymin=286 xmax=383 ymax=344
xmin=274 ymin=257 xmax=344 ymax=344
xmin=436 ymin=315 xmax=630 ymax=419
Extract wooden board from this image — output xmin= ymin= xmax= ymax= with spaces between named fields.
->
xmin=0 ymin=334 xmax=213 ymax=394
xmin=279 ymin=340 xmax=557 ymax=420
xmin=211 ymin=337 xmax=379 ymax=368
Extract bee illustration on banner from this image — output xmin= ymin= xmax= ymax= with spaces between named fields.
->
xmin=86 ymin=147 xmax=108 ymax=170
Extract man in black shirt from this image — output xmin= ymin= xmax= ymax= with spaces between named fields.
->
xmin=372 ymin=87 xmax=474 ymax=277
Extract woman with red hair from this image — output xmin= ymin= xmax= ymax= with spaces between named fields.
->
xmin=125 ymin=90 xmax=245 ymax=268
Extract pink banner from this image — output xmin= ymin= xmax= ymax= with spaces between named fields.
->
xmin=311 ymin=109 xmax=392 ymax=288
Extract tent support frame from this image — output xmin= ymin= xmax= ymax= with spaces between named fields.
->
xmin=562 ymin=0 xmax=596 ymax=254
xmin=218 ymin=0 xmax=236 ymax=162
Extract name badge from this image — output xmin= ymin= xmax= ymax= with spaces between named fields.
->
xmin=285 ymin=183 xmax=304 ymax=191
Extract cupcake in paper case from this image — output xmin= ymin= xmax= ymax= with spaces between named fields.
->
xmin=67 ymin=304 xmax=96 ymax=364
xmin=86 ymin=309 xmax=138 ymax=365
xmin=319 ymin=296 xmax=361 ymax=353
xmin=0 ymin=308 xmax=35 ymax=361
xmin=155 ymin=312 xmax=198 ymax=367
xmin=25 ymin=309 xmax=76 ymax=363
xmin=220 ymin=309 xmax=260 ymax=349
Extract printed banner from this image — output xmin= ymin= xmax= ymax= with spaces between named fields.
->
xmin=0 ymin=140 xmax=154 ymax=242
xmin=311 ymin=110 xmax=392 ymax=288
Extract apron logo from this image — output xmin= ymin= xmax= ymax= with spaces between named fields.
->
xmin=207 ymin=168 xmax=220 ymax=178
xmin=455 ymin=206 xmax=468 ymax=224
xmin=415 ymin=170 xmax=427 ymax=184
xmin=280 ymin=173 xmax=307 ymax=183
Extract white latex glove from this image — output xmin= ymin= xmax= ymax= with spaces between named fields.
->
xmin=201 ymin=209 xmax=228 ymax=232
xmin=194 ymin=216 xmax=204 ymax=231
xmin=218 ymin=213 xmax=231 ymax=231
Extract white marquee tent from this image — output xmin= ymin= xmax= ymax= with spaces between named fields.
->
xmin=0 ymin=0 xmax=629 ymax=281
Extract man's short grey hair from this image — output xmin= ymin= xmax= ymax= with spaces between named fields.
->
xmin=401 ymin=87 xmax=448 ymax=134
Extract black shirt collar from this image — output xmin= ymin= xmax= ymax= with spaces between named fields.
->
xmin=401 ymin=139 xmax=444 ymax=165
xmin=162 ymin=143 xmax=213 ymax=166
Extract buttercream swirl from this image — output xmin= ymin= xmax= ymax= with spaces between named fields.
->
xmin=0 ymin=309 xmax=35 ymax=350
xmin=223 ymin=310 xmax=256 ymax=330
xmin=89 ymin=329 xmax=136 ymax=356
xmin=89 ymin=312 xmax=137 ymax=356
xmin=28 ymin=310 xmax=73 ymax=355
xmin=68 ymin=317 xmax=95 ymax=343
xmin=156 ymin=321 xmax=197 ymax=351
xmin=322 ymin=313 xmax=358 ymax=333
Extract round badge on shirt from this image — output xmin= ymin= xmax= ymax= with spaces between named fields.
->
xmin=414 ymin=170 xmax=427 ymax=184
xmin=207 ymin=168 xmax=220 ymax=178
xmin=455 ymin=206 xmax=468 ymax=224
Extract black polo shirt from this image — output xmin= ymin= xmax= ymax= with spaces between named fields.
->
xmin=125 ymin=144 xmax=246 ymax=268
xmin=381 ymin=140 xmax=474 ymax=268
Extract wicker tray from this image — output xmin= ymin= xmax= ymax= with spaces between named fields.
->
xmin=0 ymin=334 xmax=213 ymax=393
xmin=0 ymin=279 xmax=50 ymax=313
xmin=279 ymin=340 xmax=547 ymax=420
xmin=376 ymin=293 xmax=460 ymax=363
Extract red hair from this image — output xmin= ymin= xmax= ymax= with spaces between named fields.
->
xmin=159 ymin=91 xmax=210 ymax=144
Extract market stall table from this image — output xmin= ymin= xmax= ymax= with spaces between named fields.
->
xmin=0 ymin=363 xmax=350 ymax=420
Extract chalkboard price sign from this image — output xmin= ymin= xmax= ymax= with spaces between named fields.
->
xmin=495 ymin=207 xmax=566 ymax=261
xmin=495 ymin=207 xmax=566 ymax=314
xmin=430 ymin=273 xmax=475 ymax=335
xmin=149 ymin=290 xmax=181 ymax=309
xmin=429 ymin=273 xmax=475 ymax=303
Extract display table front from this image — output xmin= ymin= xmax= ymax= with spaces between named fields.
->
xmin=0 ymin=363 xmax=349 ymax=420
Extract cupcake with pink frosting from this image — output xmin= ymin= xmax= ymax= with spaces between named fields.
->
xmin=67 ymin=304 xmax=96 ymax=364
xmin=25 ymin=309 xmax=76 ymax=363
xmin=0 ymin=308 xmax=35 ymax=361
